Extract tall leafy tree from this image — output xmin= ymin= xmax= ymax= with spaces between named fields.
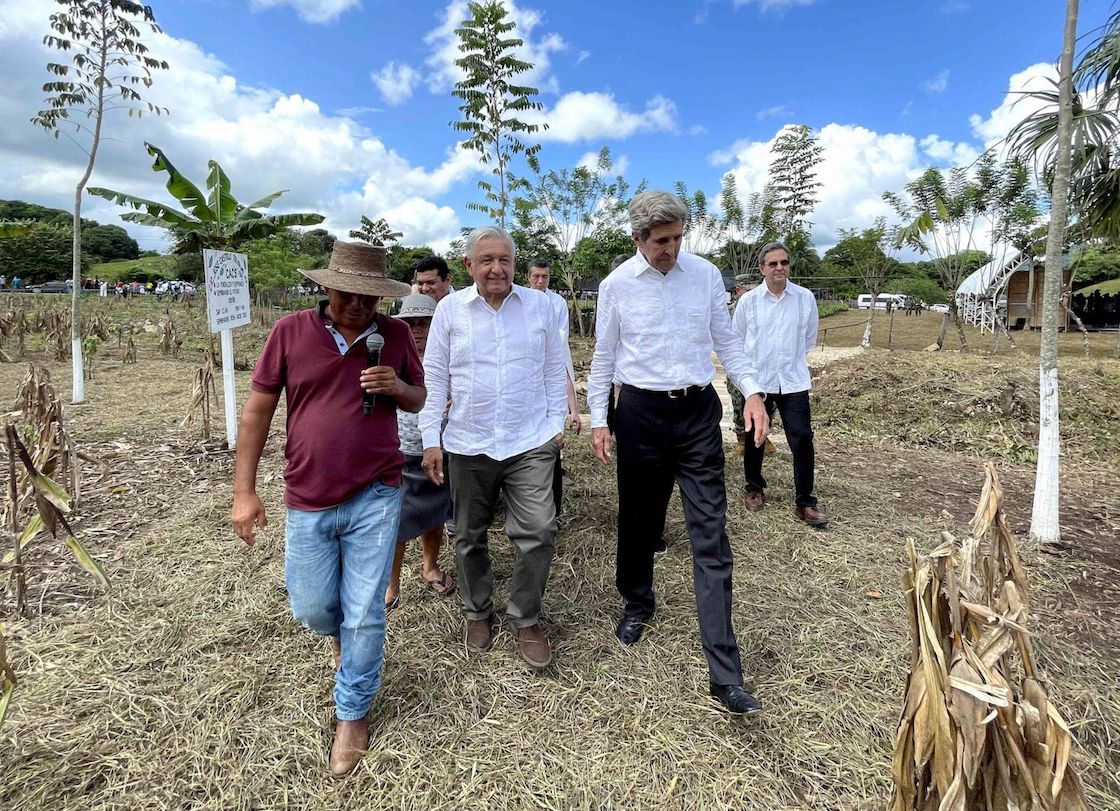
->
xmin=769 ymin=124 xmax=823 ymax=237
xmin=1031 ymin=0 xmax=1079 ymax=550
xmin=885 ymin=153 xmax=1038 ymax=349
xmin=88 ymin=143 xmax=324 ymax=252
xmin=451 ymin=0 xmax=545 ymax=228
xmin=1007 ymin=5 xmax=1119 ymax=241
xmin=349 ymin=216 xmax=402 ymax=252
xmin=516 ymin=147 xmax=631 ymax=333
xmin=833 ymin=219 xmax=902 ymax=347
xmin=31 ymin=0 xmax=168 ymax=404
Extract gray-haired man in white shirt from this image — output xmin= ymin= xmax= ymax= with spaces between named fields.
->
xmin=588 ymin=190 xmax=770 ymax=715
xmin=731 ymin=241 xmax=828 ymax=527
xmin=419 ymin=226 xmax=568 ymax=669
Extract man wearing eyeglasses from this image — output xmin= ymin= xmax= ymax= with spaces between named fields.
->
xmin=732 ymin=242 xmax=828 ymax=527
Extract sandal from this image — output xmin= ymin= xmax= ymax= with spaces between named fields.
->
xmin=385 ymin=594 xmax=400 ymax=613
xmin=422 ymin=571 xmax=456 ymax=598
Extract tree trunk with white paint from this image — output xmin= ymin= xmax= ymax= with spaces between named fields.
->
xmin=1031 ymin=0 xmax=1078 ymax=547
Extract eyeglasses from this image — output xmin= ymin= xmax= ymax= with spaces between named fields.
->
xmin=765 ymin=259 xmax=791 ymax=269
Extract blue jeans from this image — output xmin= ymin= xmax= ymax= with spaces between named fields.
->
xmin=285 ymin=481 xmax=402 ymax=721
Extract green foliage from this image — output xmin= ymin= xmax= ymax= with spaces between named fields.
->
xmin=0 ymin=200 xmax=139 ymax=260
xmin=769 ymin=125 xmax=823 ymax=236
xmin=93 ymin=254 xmax=177 ymax=283
xmin=31 ymin=0 xmax=168 ymax=136
xmin=0 ymin=222 xmax=91 ymax=281
xmin=89 ymin=143 xmax=325 ymax=253
xmin=570 ymin=228 xmax=633 ymax=281
xmin=817 ymin=300 xmax=849 ymax=318
xmin=1070 ymin=243 xmax=1120 ymax=287
xmin=349 ymin=216 xmax=402 ymax=251
xmin=1007 ymin=7 xmax=1120 ymax=240
xmin=892 ymin=275 xmax=948 ymax=304
xmin=829 ymin=218 xmax=903 ymax=298
xmin=243 ymin=234 xmax=319 ymax=291
xmin=387 ymin=246 xmax=436 ymax=284
xmin=298 ymin=228 xmax=336 ymax=258
xmin=451 ymin=0 xmax=545 ymax=227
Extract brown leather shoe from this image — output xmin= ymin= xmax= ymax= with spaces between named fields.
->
xmin=517 ymin=624 xmax=553 ymax=669
xmin=329 ymin=717 xmax=369 ymax=778
xmin=742 ymin=490 xmax=765 ymax=512
xmin=465 ymin=618 xmax=493 ymax=653
xmin=796 ymin=504 xmax=829 ymax=527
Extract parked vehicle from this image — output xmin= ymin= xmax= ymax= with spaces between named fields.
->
xmin=928 ymin=303 xmax=950 ymax=314
xmin=30 ymin=280 xmax=73 ymax=294
xmin=856 ymin=293 xmax=908 ymax=310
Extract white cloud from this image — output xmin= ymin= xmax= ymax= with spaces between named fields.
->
xmin=575 ymin=50 xmax=590 ymax=66
xmin=733 ymin=0 xmax=818 ymax=11
xmin=688 ymin=124 xmax=709 ymax=136
xmin=969 ymin=62 xmax=1056 ymax=148
xmin=923 ymin=69 xmax=950 ymax=95
xmin=423 ymin=0 xmax=567 ymax=96
xmin=371 ymin=62 xmax=419 ymax=106
xmin=0 ymin=0 xmax=476 ymax=252
xmin=527 ymin=92 xmax=678 ymax=143
xmin=249 ymin=0 xmax=361 ymax=24
xmin=920 ymin=134 xmax=979 ymax=166
xmin=712 ymin=124 xmax=951 ymax=251
xmin=756 ymin=104 xmax=791 ymax=121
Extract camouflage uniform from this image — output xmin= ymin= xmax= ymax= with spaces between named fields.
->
xmin=726 ymin=275 xmax=750 ymax=447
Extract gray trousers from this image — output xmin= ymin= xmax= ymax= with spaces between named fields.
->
xmin=448 ymin=439 xmax=559 ymax=628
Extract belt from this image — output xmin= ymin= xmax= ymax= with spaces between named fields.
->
xmin=620 ymin=383 xmax=709 ymax=400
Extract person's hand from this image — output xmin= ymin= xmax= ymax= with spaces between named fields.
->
xmin=743 ymin=394 xmax=770 ymax=448
xmin=421 ymin=447 xmax=444 ymax=485
xmin=360 ymin=366 xmax=402 ymax=397
xmin=232 ymin=491 xmax=266 ymax=546
xmin=566 ymin=410 xmax=583 ymax=434
xmin=591 ymin=427 xmax=612 ymax=465
xmin=554 ymin=432 xmax=566 ymax=450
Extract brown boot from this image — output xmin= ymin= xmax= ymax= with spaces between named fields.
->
xmin=742 ymin=490 xmax=765 ymax=512
xmin=329 ymin=717 xmax=369 ymax=778
xmin=796 ymin=504 xmax=829 ymax=528
xmin=465 ymin=618 xmax=493 ymax=653
xmin=517 ymin=624 xmax=553 ymax=669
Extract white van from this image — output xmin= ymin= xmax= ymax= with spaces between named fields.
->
xmin=857 ymin=293 xmax=907 ymax=310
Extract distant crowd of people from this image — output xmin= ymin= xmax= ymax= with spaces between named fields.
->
xmin=1072 ymin=289 xmax=1120 ymax=328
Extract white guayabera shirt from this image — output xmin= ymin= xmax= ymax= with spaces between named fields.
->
xmin=543 ymin=287 xmax=576 ymax=385
xmin=587 ymin=251 xmax=763 ymax=429
xmin=420 ymin=283 xmax=567 ymax=460
xmin=731 ymin=280 xmax=819 ymax=395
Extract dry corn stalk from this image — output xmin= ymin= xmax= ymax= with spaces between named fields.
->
xmin=889 ymin=464 xmax=1087 ymax=810
xmin=181 ymin=356 xmax=219 ymax=438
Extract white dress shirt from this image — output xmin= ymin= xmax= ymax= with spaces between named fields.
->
xmin=420 ymin=283 xmax=567 ymax=460
xmin=731 ymin=280 xmax=818 ymax=394
xmin=587 ymin=251 xmax=762 ymax=428
xmin=544 ymin=288 xmax=576 ymax=384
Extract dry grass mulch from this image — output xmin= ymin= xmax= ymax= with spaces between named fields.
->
xmin=0 ymin=348 xmax=1118 ymax=810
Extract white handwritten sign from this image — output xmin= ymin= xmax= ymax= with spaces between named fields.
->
xmin=203 ymin=250 xmax=251 ymax=333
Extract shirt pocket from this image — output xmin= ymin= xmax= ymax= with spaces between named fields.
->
xmin=686 ymin=307 xmax=708 ymax=340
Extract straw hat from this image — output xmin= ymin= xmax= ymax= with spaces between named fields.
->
xmin=299 ymin=241 xmax=412 ymax=298
xmin=394 ymin=294 xmax=437 ymax=320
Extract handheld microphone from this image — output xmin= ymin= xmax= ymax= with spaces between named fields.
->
xmin=363 ymin=332 xmax=385 ymax=415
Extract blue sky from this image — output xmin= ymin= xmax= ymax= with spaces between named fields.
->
xmin=1 ymin=0 xmax=1115 ymax=254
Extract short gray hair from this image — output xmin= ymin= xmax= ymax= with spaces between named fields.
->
xmin=757 ymin=241 xmax=791 ymax=267
xmin=628 ymin=191 xmax=688 ymax=240
xmin=464 ymin=226 xmax=515 ymax=261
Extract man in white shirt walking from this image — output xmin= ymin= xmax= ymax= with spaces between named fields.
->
xmin=419 ymin=226 xmax=568 ymax=668
xmin=588 ymin=191 xmax=770 ymax=715
xmin=732 ymin=241 xmax=828 ymax=527
xmin=527 ymin=258 xmax=580 ymax=515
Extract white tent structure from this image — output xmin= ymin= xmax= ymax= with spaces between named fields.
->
xmin=956 ymin=251 xmax=1033 ymax=334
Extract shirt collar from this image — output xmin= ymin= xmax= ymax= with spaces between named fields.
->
xmin=634 ymin=254 xmax=682 ymax=278
xmin=466 ymin=282 xmax=524 ymax=309
xmin=317 ymin=301 xmax=379 ymax=350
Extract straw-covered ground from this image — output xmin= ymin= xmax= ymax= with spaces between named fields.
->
xmin=1 ymin=298 xmax=1118 ymax=810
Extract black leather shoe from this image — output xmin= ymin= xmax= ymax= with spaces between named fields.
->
xmin=709 ymin=682 xmax=763 ymax=715
xmin=615 ymin=612 xmax=652 ymax=646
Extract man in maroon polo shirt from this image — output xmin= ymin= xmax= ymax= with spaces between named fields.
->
xmin=231 ymin=241 xmax=423 ymax=777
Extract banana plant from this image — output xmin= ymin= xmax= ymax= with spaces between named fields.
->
xmin=88 ymin=142 xmax=324 ymax=253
